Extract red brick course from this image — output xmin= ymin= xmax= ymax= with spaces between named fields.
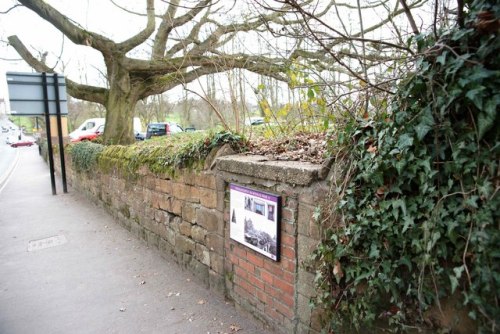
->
xmin=230 ymin=231 xmax=297 ymax=328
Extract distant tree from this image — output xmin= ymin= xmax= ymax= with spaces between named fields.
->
xmin=135 ymin=94 xmax=173 ymax=130
xmin=255 ymin=0 xmax=446 ymax=120
xmin=67 ymin=97 xmax=106 ymax=132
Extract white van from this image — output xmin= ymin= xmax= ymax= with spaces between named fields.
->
xmin=69 ymin=117 xmax=142 ymax=140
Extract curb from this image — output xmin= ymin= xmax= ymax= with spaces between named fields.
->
xmin=0 ymin=148 xmax=20 ymax=193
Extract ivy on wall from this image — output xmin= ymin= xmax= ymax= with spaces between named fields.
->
xmin=313 ymin=0 xmax=499 ymax=332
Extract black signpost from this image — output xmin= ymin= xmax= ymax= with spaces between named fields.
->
xmin=6 ymin=72 xmax=68 ymax=195
xmin=53 ymin=74 xmax=68 ymax=193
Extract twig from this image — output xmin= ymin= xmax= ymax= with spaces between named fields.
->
xmin=433 ymin=0 xmax=439 ymax=39
xmin=399 ymin=0 xmax=420 ymax=35
xmin=0 ymin=4 xmax=21 ymax=14
xmin=182 ymin=86 xmax=230 ymax=131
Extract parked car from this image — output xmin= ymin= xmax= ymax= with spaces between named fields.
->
xmin=135 ymin=132 xmax=146 ymax=141
xmin=69 ymin=118 xmax=106 ymax=141
xmin=70 ymin=124 xmax=104 ymax=142
xmin=70 ymin=117 xmax=142 ymax=141
xmin=11 ymin=139 xmax=35 ymax=148
xmin=245 ymin=117 xmax=266 ymax=126
xmin=145 ymin=122 xmax=183 ymax=139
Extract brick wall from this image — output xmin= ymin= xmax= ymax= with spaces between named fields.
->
xmin=62 ymin=151 xmax=332 ymax=334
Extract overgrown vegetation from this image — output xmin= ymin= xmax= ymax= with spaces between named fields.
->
xmin=69 ymin=131 xmax=247 ymax=177
xmin=313 ymin=1 xmax=499 ymax=332
xmin=68 ymin=141 xmax=104 ymax=173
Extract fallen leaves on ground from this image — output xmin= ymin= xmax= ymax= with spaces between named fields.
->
xmin=229 ymin=324 xmax=242 ymax=332
xmin=247 ymin=132 xmax=327 ymax=164
xmin=167 ymin=291 xmax=181 ymax=297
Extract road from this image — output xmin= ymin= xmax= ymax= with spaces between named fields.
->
xmin=0 ymin=118 xmax=20 ymax=192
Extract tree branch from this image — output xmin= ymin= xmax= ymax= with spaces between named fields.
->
xmin=116 ymin=0 xmax=156 ymax=53
xmin=164 ymin=8 xmax=211 ymax=57
xmin=399 ymin=0 xmax=420 ymax=35
xmin=153 ymin=0 xmax=211 ymax=59
xmin=17 ymin=0 xmax=115 ymax=53
xmin=8 ymin=35 xmax=107 ymax=104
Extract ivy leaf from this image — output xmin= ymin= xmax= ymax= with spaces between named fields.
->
xmin=415 ymin=123 xmax=432 ymax=141
xmin=464 ymin=195 xmax=479 ymax=209
xmin=450 ymin=274 xmax=459 ymax=294
xmin=484 ymin=94 xmax=499 ymax=118
xmin=477 ymin=111 xmax=495 ymax=139
xmin=402 ymin=216 xmax=414 ymax=233
xmin=436 ymin=51 xmax=447 ymax=65
xmin=415 ymin=108 xmax=434 ymax=141
xmin=395 ymin=160 xmax=406 ymax=175
xmin=450 ymin=265 xmax=465 ymax=293
xmin=477 ymin=180 xmax=492 ymax=199
xmin=369 ymin=243 xmax=380 ymax=258
xmin=465 ymin=87 xmax=485 ymax=110
xmin=427 ymin=231 xmax=442 ymax=251
xmin=399 ymin=256 xmax=412 ymax=271
xmin=392 ymin=199 xmax=407 ymax=217
xmin=397 ymin=134 xmax=414 ymax=150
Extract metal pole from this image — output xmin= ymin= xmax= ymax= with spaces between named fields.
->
xmin=53 ymin=74 xmax=68 ymax=193
xmin=42 ymin=73 xmax=57 ymax=195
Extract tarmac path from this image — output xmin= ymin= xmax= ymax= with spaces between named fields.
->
xmin=0 ymin=147 xmax=273 ymax=334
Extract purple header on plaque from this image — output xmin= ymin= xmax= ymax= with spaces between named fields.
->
xmin=230 ymin=184 xmax=278 ymax=203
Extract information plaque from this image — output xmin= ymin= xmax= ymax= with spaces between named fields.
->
xmin=230 ymin=184 xmax=281 ymax=261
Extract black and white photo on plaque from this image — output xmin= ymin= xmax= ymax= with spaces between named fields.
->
xmin=229 ymin=184 xmax=281 ymax=261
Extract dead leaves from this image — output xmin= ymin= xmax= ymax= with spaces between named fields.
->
xmin=229 ymin=324 xmax=242 ymax=332
xmin=333 ymin=260 xmax=344 ymax=280
xmin=367 ymin=145 xmax=377 ymax=153
xmin=167 ymin=291 xmax=181 ymax=297
xmin=247 ymin=132 xmax=327 ymax=164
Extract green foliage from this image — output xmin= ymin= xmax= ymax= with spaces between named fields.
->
xmin=96 ymin=130 xmax=247 ymax=177
xmin=69 ymin=141 xmax=105 ymax=173
xmin=255 ymin=65 xmax=330 ymax=138
xmin=314 ymin=1 xmax=499 ymax=332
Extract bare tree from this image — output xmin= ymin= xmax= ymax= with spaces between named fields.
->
xmin=253 ymin=0 xmax=445 ymax=119
xmin=5 ymin=0 xmax=294 ymax=144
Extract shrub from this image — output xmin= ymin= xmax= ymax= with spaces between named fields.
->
xmin=313 ymin=1 xmax=499 ymax=332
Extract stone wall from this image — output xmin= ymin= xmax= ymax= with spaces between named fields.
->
xmin=62 ymin=151 xmax=332 ymax=334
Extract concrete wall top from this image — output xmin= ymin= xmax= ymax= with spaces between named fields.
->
xmin=216 ymin=155 xmax=329 ymax=186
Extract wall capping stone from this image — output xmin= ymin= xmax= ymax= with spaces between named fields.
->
xmin=216 ymin=155 xmax=325 ymax=186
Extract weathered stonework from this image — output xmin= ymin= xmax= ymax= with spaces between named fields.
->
xmin=60 ymin=152 xmax=330 ymax=334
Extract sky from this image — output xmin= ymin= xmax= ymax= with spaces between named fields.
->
xmin=0 ymin=0 xmax=441 ymax=115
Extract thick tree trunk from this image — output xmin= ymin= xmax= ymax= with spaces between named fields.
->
xmin=103 ymin=94 xmax=138 ymax=145
xmin=103 ymin=64 xmax=139 ymax=145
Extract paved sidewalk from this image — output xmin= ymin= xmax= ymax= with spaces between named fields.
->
xmin=0 ymin=147 xmax=273 ymax=334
